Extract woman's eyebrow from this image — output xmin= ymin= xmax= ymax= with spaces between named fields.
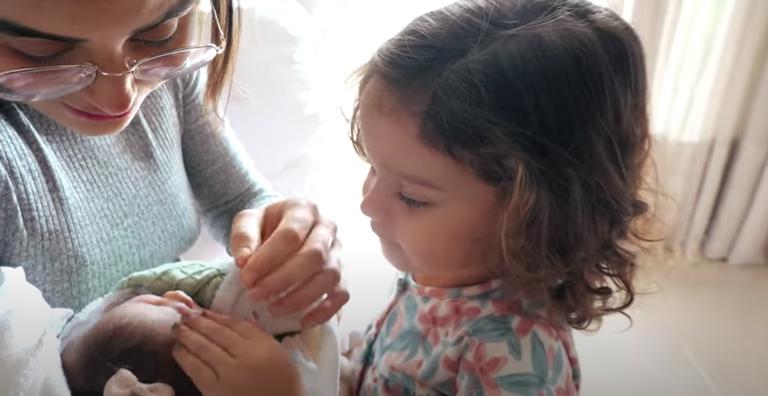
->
xmin=0 ymin=19 xmax=85 ymax=43
xmin=133 ymin=0 xmax=196 ymax=35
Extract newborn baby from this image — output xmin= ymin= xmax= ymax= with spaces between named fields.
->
xmin=59 ymin=261 xmax=340 ymax=396
xmin=61 ymin=288 xmax=202 ymax=396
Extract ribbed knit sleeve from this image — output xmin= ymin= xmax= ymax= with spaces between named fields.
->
xmin=0 ymin=164 xmax=20 ymax=261
xmin=177 ymin=73 xmax=279 ymax=246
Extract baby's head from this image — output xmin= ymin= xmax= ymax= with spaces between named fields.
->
xmin=61 ymin=288 xmax=202 ymax=396
xmin=351 ymin=0 xmax=651 ymax=328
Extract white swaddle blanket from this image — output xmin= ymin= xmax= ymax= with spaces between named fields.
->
xmin=0 ymin=267 xmax=73 ymax=396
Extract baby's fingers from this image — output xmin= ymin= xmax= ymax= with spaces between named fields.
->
xmin=202 ymin=310 xmax=271 ymax=340
xmin=174 ymin=322 xmax=234 ymax=368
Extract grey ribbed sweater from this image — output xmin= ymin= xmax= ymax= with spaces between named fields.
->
xmin=0 ymin=73 xmax=277 ymax=310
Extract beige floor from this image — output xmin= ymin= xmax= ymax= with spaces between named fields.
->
xmin=575 ymin=260 xmax=768 ymax=396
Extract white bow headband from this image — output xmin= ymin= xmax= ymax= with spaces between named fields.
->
xmin=103 ymin=368 xmax=174 ymax=396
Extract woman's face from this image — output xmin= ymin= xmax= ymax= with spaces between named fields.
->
xmin=0 ymin=0 xmax=199 ymax=135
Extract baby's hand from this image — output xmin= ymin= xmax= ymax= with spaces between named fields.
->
xmin=172 ymin=310 xmax=303 ymax=396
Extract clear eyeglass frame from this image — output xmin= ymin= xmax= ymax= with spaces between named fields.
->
xmin=0 ymin=1 xmax=226 ymax=102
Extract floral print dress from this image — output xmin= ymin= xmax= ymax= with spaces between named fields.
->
xmin=349 ymin=276 xmax=580 ymax=396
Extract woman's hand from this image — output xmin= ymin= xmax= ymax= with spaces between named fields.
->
xmin=229 ymin=199 xmax=349 ymax=328
xmin=172 ymin=310 xmax=303 ymax=396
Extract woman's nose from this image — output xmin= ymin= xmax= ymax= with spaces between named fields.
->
xmin=80 ymin=51 xmax=138 ymax=114
xmin=85 ymin=72 xmax=136 ymax=115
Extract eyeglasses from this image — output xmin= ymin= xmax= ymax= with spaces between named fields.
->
xmin=0 ymin=3 xmax=225 ymax=102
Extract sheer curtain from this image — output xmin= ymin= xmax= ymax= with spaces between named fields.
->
xmin=632 ymin=0 xmax=768 ymax=265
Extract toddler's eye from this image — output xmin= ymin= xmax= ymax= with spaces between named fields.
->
xmin=399 ymin=193 xmax=427 ymax=209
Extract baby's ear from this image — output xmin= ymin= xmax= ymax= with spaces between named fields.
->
xmin=162 ymin=290 xmax=196 ymax=308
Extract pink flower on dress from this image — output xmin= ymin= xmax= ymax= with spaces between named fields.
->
xmin=461 ymin=343 xmax=509 ymax=395
xmin=445 ymin=300 xmax=482 ymax=329
xmin=491 ymin=299 xmax=524 ymax=316
xmin=515 ymin=316 xmax=537 ymax=337
xmin=442 ymin=355 xmax=460 ymax=375
xmin=418 ymin=304 xmax=451 ymax=345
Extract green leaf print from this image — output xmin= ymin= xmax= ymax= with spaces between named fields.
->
xmin=549 ymin=345 xmax=564 ymax=385
xmin=507 ymin=336 xmax=522 ymax=361
xmin=497 ymin=373 xmax=545 ymax=396
xmin=404 ymin=295 xmax=418 ymax=323
xmin=387 ymin=329 xmax=423 ymax=360
xmin=384 ymin=309 xmax=399 ymax=336
xmin=531 ymin=331 xmax=549 ymax=379
xmin=468 ymin=316 xmax=515 ymax=342
xmin=421 ymin=336 xmax=434 ymax=357
xmin=419 ymin=354 xmax=441 ymax=382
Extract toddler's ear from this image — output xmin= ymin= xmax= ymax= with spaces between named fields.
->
xmin=163 ymin=290 xmax=196 ymax=308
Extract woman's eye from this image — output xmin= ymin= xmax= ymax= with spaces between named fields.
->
xmin=6 ymin=39 xmax=71 ymax=63
xmin=134 ymin=19 xmax=179 ymax=45
xmin=399 ymin=193 xmax=428 ymax=209
xmin=13 ymin=50 xmax=62 ymax=64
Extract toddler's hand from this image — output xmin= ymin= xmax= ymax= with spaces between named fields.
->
xmin=172 ymin=310 xmax=303 ymax=396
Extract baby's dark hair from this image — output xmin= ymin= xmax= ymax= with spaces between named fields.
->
xmin=63 ymin=288 xmax=201 ymax=396
xmin=350 ymin=0 xmax=652 ymax=329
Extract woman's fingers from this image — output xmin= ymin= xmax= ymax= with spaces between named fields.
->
xmin=232 ymin=199 xmax=349 ymax=325
xmin=300 ymin=284 xmax=350 ymax=328
xmin=250 ymin=219 xmax=338 ymax=303
xmin=229 ymin=208 xmax=264 ymax=268
xmin=240 ymin=200 xmax=319 ymax=288
xmin=172 ymin=342 xmax=218 ymax=392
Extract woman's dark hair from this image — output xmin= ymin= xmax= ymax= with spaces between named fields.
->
xmin=350 ymin=0 xmax=653 ymax=329
xmin=63 ymin=288 xmax=201 ymax=396
xmin=205 ymin=0 xmax=240 ymax=110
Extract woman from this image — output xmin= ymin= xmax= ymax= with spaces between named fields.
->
xmin=0 ymin=0 xmax=346 ymax=349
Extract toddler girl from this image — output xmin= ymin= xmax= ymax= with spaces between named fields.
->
xmin=344 ymin=0 xmax=651 ymax=394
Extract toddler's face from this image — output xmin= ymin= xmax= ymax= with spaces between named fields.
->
xmin=358 ymin=78 xmax=502 ymax=287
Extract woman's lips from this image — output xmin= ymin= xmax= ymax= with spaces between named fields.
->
xmin=65 ymin=104 xmax=131 ymax=122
